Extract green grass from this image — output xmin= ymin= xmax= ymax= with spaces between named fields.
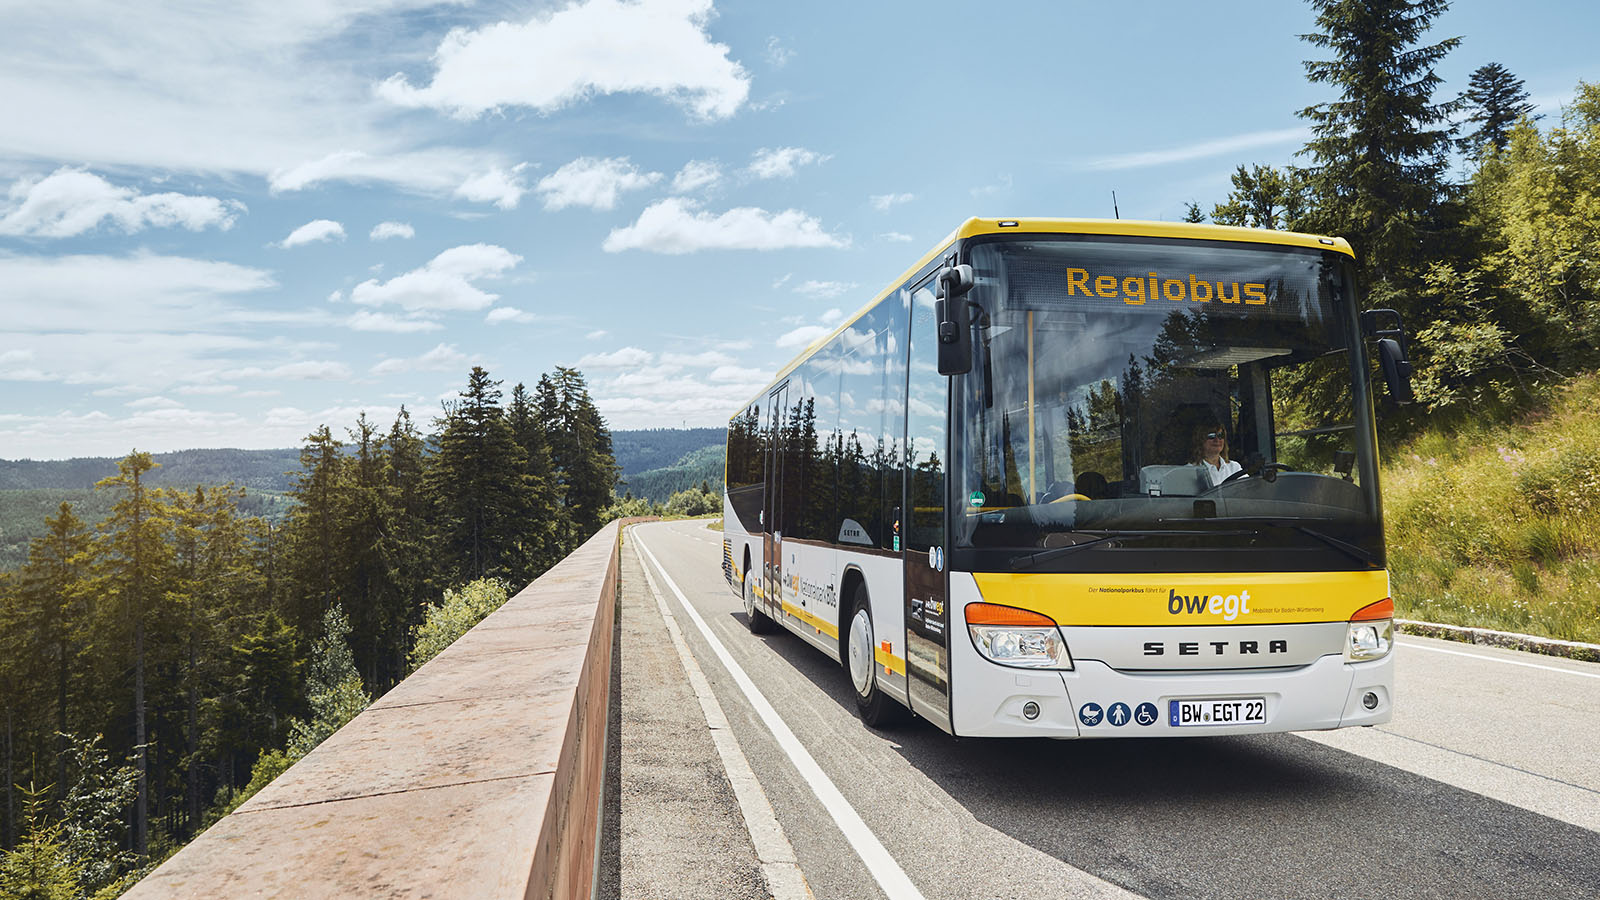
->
xmin=1384 ymin=374 xmax=1600 ymax=643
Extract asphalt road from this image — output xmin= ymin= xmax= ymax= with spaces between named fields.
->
xmin=620 ymin=519 xmax=1600 ymax=900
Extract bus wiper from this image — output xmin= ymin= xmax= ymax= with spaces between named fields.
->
xmin=1014 ymin=533 xmax=1146 ymax=569
xmin=1289 ymin=525 xmax=1381 ymax=567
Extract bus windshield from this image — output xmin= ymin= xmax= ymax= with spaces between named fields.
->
xmin=953 ymin=235 xmax=1384 ymax=572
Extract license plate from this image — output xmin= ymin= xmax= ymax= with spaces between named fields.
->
xmin=1170 ymin=698 xmax=1265 ymax=727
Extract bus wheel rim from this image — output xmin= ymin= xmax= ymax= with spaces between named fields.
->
xmin=849 ymin=608 xmax=874 ymax=697
xmin=743 ymin=571 xmax=755 ymax=619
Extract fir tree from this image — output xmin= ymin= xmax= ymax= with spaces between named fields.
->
xmin=1458 ymin=62 xmax=1537 ymax=156
xmin=15 ymin=504 xmax=91 ymax=800
xmin=92 ymin=451 xmax=174 ymax=857
xmin=430 ymin=367 xmax=529 ymax=583
xmin=1297 ymin=0 xmax=1461 ymax=285
xmin=0 ymin=785 xmax=80 ymax=900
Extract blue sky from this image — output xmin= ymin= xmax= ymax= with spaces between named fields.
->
xmin=2 ymin=0 xmax=1596 ymax=459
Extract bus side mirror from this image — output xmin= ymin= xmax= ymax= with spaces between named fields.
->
xmin=1377 ymin=338 xmax=1415 ymax=405
xmin=936 ymin=264 xmax=975 ymax=376
xmin=1361 ymin=308 xmax=1415 ymax=406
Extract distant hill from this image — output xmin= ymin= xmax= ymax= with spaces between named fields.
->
xmin=619 ymin=444 xmax=726 ymax=504
xmin=0 ymin=448 xmax=302 ymax=492
xmin=611 ymin=428 xmax=726 ymax=505
xmin=0 ymin=430 xmax=731 ymax=567
xmin=610 ymin=428 xmax=725 ymax=475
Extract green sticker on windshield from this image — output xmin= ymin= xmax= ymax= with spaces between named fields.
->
xmin=969 ymin=490 xmax=985 ymax=508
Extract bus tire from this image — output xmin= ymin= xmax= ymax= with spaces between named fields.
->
xmin=743 ymin=565 xmax=776 ymax=634
xmin=846 ymin=585 xmax=906 ymax=727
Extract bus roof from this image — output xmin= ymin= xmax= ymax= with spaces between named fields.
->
xmin=734 ymin=217 xmax=1355 ymax=418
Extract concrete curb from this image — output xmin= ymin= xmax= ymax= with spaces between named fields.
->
xmin=1397 ymin=618 xmax=1600 ymax=664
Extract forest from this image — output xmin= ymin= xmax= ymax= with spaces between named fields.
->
xmin=0 ymin=366 xmax=618 ymax=896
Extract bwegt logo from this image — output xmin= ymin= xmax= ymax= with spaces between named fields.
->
xmin=1169 ymin=589 xmax=1253 ymax=621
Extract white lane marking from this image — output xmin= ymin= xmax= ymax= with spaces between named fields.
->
xmin=635 ymin=530 xmax=928 ymax=900
xmin=632 ymin=538 xmax=814 ymax=900
xmin=1297 ymin=727 xmax=1600 ymax=833
xmin=1398 ymin=639 xmax=1600 ymax=679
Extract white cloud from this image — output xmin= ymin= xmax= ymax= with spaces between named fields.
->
xmin=869 ymin=192 xmax=913 ymax=212
xmin=819 ymin=308 xmax=845 ymax=325
xmin=879 ymin=231 xmax=914 ymax=243
xmin=1083 ymin=127 xmax=1310 ymax=171
xmin=970 ymin=173 xmax=1013 ymax=198
xmin=586 ymin=329 xmax=609 ymax=340
xmin=603 ymin=198 xmax=848 ymax=254
xmin=708 ymin=364 xmax=766 ymax=383
xmin=377 ymin=0 xmax=751 ymax=121
xmin=485 ymin=306 xmax=536 ymax=324
xmin=576 ymin=346 xmax=655 ymax=369
xmin=223 ymin=360 xmax=353 ymax=381
xmin=764 ymin=36 xmax=794 ymax=68
xmin=346 ymin=310 xmax=444 ymax=332
xmin=670 ymin=159 xmax=723 ymax=194
xmin=349 ymin=244 xmax=522 ymax=325
xmin=0 ymin=4 xmax=523 ymax=200
xmin=795 ymin=280 xmax=856 ymax=299
xmin=661 ymin=350 xmax=734 ymax=367
xmin=454 ymin=165 xmax=528 ymax=209
xmin=0 ymin=168 xmax=241 ymax=238
xmin=537 ymin=157 xmax=661 ymax=211
xmin=746 ymin=146 xmax=828 ymax=179
xmin=370 ymin=221 xmax=415 ymax=241
xmin=776 ymin=324 xmax=829 ymax=348
xmin=280 ymin=219 xmax=345 ymax=248
xmin=0 ymin=253 xmax=275 ymax=334
xmin=126 ymin=396 xmax=184 ymax=410
xmin=371 ymin=342 xmax=468 ymax=376
xmin=269 ymin=150 xmax=524 ymax=204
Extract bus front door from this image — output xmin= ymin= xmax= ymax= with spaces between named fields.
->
xmin=904 ymin=278 xmax=953 ymax=732
xmin=763 ymin=382 xmax=789 ymax=623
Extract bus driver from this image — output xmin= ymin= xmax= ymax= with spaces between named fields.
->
xmin=1193 ymin=424 xmax=1243 ymax=487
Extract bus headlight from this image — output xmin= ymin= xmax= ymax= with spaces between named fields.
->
xmin=966 ymin=602 xmax=1074 ymax=670
xmin=1345 ymin=598 xmax=1394 ymax=662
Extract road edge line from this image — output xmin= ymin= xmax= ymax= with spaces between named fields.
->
xmin=634 ymin=527 xmax=928 ymax=900
xmin=631 ymin=532 xmax=814 ymax=900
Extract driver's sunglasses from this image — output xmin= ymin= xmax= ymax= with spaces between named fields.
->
xmin=1204 ymin=431 xmax=1226 ymax=440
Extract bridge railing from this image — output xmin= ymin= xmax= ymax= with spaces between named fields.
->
xmin=125 ymin=519 xmax=637 ymax=899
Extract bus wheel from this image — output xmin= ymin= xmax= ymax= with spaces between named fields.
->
xmin=847 ymin=586 xmax=905 ymax=727
xmin=743 ymin=566 xmax=775 ymax=634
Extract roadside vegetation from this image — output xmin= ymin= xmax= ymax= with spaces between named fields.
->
xmin=1385 ymin=374 xmax=1600 ymax=643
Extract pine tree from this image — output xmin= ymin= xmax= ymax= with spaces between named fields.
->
xmin=429 ymin=368 xmax=529 ymax=583
xmin=340 ymin=413 xmax=399 ymax=690
xmin=283 ymin=426 xmax=344 ymax=638
xmin=1458 ymin=62 xmax=1537 ymax=156
xmin=382 ymin=407 xmax=434 ymax=681
xmin=505 ymin=383 xmax=564 ymax=583
xmin=546 ymin=368 xmax=620 ymax=544
xmin=1181 ymin=201 xmax=1206 ymax=223
xmin=92 ymin=451 xmax=174 ymax=857
xmin=1297 ymin=0 xmax=1461 ymax=285
xmin=14 ymin=504 xmax=91 ymax=801
xmin=0 ymin=785 xmax=80 ymax=900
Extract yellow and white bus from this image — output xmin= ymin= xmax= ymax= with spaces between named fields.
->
xmin=723 ymin=218 xmax=1409 ymax=737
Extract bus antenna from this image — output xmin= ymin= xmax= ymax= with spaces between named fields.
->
xmin=1112 ymin=190 xmax=1120 ymax=220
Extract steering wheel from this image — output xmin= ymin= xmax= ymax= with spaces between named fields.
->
xmin=1222 ymin=462 xmax=1291 ymax=484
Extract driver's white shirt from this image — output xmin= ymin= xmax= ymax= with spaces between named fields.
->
xmin=1199 ymin=457 xmax=1242 ymax=487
